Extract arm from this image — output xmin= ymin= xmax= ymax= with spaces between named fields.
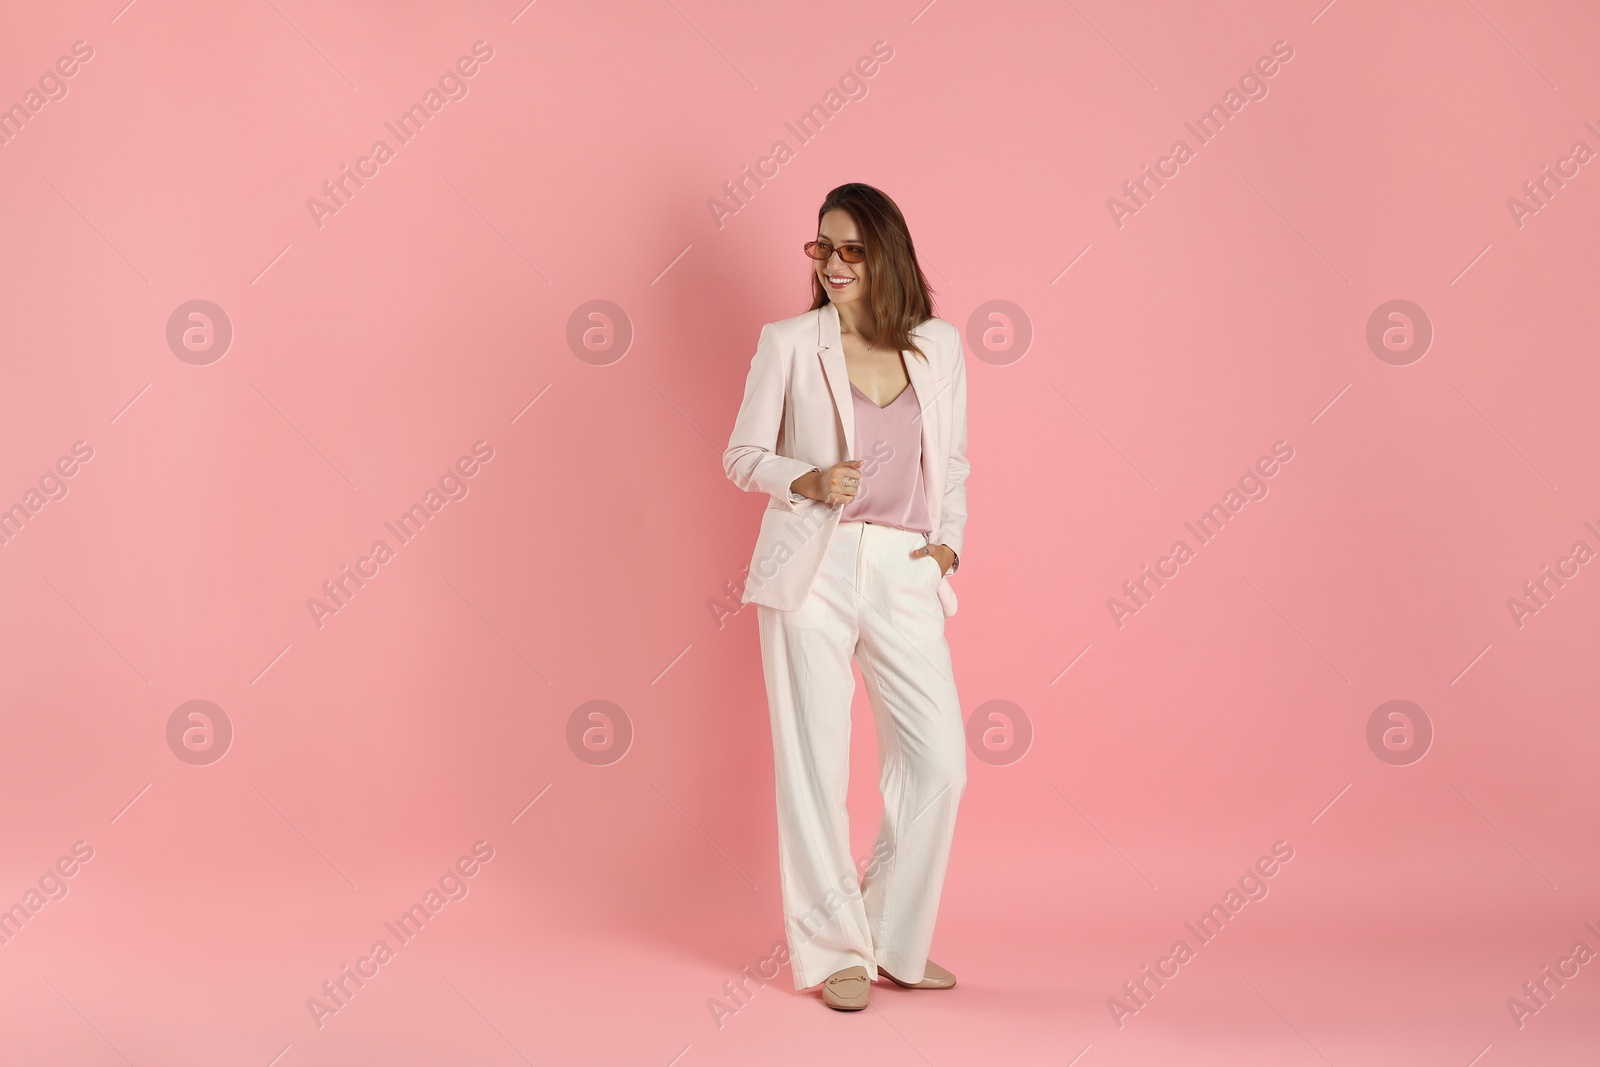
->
xmin=723 ymin=322 xmax=820 ymax=512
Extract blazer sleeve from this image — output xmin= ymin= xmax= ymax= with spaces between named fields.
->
xmin=938 ymin=324 xmax=971 ymax=558
xmin=723 ymin=322 xmax=820 ymax=512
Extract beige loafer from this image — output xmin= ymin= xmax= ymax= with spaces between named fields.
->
xmin=878 ymin=959 xmax=956 ymax=989
xmin=821 ymin=965 xmax=871 ymax=1010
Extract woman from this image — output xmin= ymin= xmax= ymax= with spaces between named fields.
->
xmin=722 ymin=183 xmax=971 ymax=1011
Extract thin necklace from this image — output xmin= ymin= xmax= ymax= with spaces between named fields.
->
xmin=843 ymin=325 xmax=876 ymax=352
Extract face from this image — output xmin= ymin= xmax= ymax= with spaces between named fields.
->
xmin=815 ymin=209 xmax=869 ymax=307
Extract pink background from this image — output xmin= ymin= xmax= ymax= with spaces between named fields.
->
xmin=2 ymin=1 xmax=1598 ymax=1064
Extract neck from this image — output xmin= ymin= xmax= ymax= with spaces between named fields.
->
xmin=835 ymin=302 xmax=875 ymax=342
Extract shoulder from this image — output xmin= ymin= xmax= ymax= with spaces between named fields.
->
xmin=749 ymin=307 xmax=823 ymax=360
xmin=914 ymin=315 xmax=963 ymax=367
xmin=765 ymin=306 xmax=823 ymax=338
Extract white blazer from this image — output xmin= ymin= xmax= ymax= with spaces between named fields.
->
xmin=723 ymin=300 xmax=970 ymax=616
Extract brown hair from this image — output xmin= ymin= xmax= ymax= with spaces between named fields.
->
xmin=808 ymin=183 xmax=936 ymax=361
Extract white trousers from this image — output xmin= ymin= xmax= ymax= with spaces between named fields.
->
xmin=756 ymin=519 xmax=967 ymax=990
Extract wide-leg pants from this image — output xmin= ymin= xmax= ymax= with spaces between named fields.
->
xmin=756 ymin=519 xmax=967 ymax=991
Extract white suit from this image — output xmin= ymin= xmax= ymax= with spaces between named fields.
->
xmin=723 ymin=301 xmax=970 ymax=990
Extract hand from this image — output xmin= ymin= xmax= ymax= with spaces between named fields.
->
xmin=799 ymin=460 xmax=866 ymax=505
xmin=915 ymin=542 xmax=955 ymax=577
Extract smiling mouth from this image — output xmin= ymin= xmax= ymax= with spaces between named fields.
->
xmin=826 ymin=274 xmax=855 ymax=287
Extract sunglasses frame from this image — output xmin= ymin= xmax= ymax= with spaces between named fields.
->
xmin=803 ymin=239 xmax=867 ymax=264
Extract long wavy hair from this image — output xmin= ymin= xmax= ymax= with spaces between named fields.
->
xmin=807 ymin=183 xmax=936 ymax=362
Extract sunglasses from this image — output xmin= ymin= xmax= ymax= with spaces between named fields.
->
xmin=803 ymin=240 xmax=866 ymax=264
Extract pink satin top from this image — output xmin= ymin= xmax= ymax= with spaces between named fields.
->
xmin=838 ymin=379 xmax=933 ymax=534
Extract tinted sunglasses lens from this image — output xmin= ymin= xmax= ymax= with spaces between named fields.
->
xmin=807 ymin=242 xmax=864 ymax=263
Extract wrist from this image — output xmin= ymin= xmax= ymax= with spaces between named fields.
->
xmin=789 ymin=469 xmax=819 ymax=502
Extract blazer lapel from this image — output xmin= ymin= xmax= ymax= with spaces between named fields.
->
xmin=816 ymin=301 xmax=855 ymax=458
xmin=901 ymin=322 xmax=942 ymax=531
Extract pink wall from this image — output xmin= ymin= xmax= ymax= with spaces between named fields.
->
xmin=1 ymin=1 xmax=1597 ymax=1064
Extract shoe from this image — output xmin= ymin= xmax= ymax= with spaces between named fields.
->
xmin=878 ymin=959 xmax=956 ymax=989
xmin=821 ymin=966 xmax=871 ymax=1010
